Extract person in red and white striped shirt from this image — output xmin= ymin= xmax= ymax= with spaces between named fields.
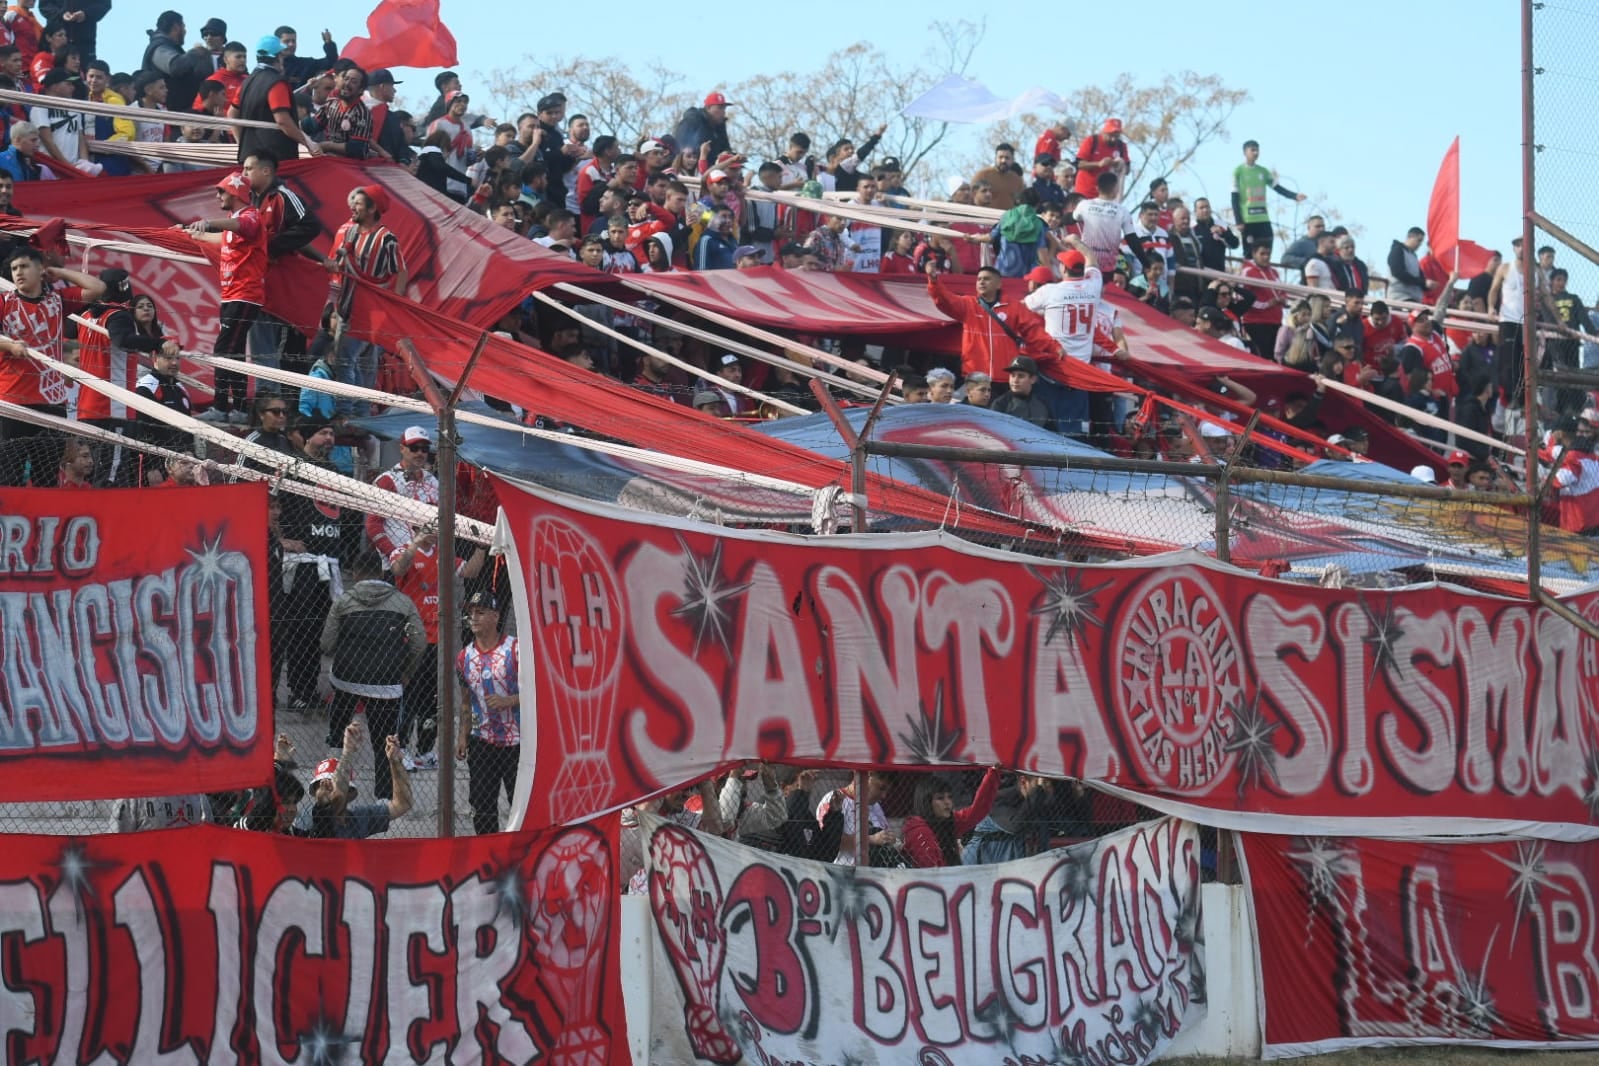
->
xmin=326 ymin=183 xmax=407 ymax=413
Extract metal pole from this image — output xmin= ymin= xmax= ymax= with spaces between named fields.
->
xmin=1213 ymin=475 xmax=1231 ymax=565
xmin=435 ymin=405 xmax=459 ymax=837
xmin=1523 ymin=0 xmax=1542 ymax=595
xmin=853 ymin=771 xmax=869 ymax=866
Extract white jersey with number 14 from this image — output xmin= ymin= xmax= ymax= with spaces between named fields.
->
xmin=1025 ymin=268 xmax=1104 ymax=362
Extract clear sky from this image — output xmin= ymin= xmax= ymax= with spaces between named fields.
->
xmin=99 ymin=2 xmax=1525 ymax=269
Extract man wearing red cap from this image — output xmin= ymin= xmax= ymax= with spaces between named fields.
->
xmin=1072 ymin=118 xmax=1130 ymax=199
xmin=326 ymin=183 xmax=407 ymax=410
xmin=180 ymin=170 xmax=267 ymax=423
xmin=673 ymin=90 xmax=733 ymax=166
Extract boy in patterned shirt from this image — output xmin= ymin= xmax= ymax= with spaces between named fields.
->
xmin=455 ymin=591 xmax=521 ymax=834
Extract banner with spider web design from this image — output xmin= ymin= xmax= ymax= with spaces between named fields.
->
xmin=495 ymin=474 xmax=1599 ymax=838
xmin=642 ymin=812 xmax=1202 ymax=1066
xmin=1240 ymin=832 xmax=1599 ymax=1056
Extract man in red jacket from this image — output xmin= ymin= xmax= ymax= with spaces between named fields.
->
xmin=926 ymin=264 xmax=1061 ymax=385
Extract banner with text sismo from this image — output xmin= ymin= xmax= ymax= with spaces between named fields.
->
xmin=643 ymin=813 xmax=1203 ymax=1066
xmin=0 ymin=820 xmax=627 ymax=1064
xmin=1241 ymin=831 xmax=1599 ymax=1056
xmin=496 ymin=479 xmax=1599 ymax=836
xmin=0 ymin=484 xmax=272 ymax=801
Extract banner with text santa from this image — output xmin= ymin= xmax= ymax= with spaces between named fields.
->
xmin=495 ymin=476 xmax=1599 ymax=837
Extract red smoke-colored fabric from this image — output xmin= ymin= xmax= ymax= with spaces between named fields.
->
xmin=341 ymin=0 xmax=459 ymax=70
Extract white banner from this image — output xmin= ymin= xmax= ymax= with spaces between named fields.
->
xmin=643 ymin=814 xmax=1205 ymax=1065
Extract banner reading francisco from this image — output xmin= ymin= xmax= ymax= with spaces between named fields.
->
xmin=0 ymin=820 xmax=627 ymax=1064
xmin=496 ymin=477 xmax=1599 ymax=835
xmin=0 ymin=484 xmax=272 ymax=800
xmin=643 ymin=814 xmax=1204 ymax=1066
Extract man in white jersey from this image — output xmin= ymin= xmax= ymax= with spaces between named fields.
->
xmin=1024 ymin=236 xmax=1103 ymax=436
xmin=1491 ymin=236 xmax=1579 ymax=431
xmin=1073 ymin=170 xmax=1145 ymax=275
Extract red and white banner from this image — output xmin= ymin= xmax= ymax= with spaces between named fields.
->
xmin=0 ymin=485 xmax=272 ymax=801
xmin=1241 ymin=831 xmax=1599 ymax=1056
xmin=496 ymin=479 xmax=1599 ymax=836
xmin=0 ymin=819 xmax=627 ymax=1064
xmin=643 ymin=813 xmax=1204 ymax=1066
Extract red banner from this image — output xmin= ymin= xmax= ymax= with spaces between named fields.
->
xmin=496 ymin=478 xmax=1599 ymax=835
xmin=1242 ymin=831 xmax=1599 ymax=1054
xmin=0 ymin=819 xmax=626 ymax=1064
xmin=0 ymin=485 xmax=272 ymax=801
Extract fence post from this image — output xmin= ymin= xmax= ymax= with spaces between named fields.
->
xmin=1522 ymin=0 xmax=1542 ymax=596
xmin=435 ymin=403 xmax=458 ymax=837
xmin=1214 ymin=474 xmax=1231 ymax=565
xmin=854 ymin=771 xmax=869 ymax=866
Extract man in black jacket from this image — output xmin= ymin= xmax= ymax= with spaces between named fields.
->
xmin=1192 ymin=196 xmax=1238 ymax=272
xmin=1387 ymin=227 xmax=1429 ymax=303
xmin=40 ymin=0 xmax=107 ymax=63
xmin=234 ymin=36 xmax=322 ymax=163
xmin=532 ymin=92 xmax=581 ymax=206
xmin=673 ymin=90 xmax=733 ymax=163
xmin=273 ymin=25 xmax=339 ymax=89
xmin=244 ymin=151 xmax=321 ymax=375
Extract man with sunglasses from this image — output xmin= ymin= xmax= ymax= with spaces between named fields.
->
xmin=365 ymin=424 xmax=440 ymax=569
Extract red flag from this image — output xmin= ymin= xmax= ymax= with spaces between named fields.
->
xmin=341 ymin=0 xmax=458 ymax=70
xmin=1452 ymin=238 xmax=1495 ymax=278
xmin=1427 ymin=137 xmax=1463 ymax=263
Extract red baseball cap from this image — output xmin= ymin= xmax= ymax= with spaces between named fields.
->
xmin=311 ymin=757 xmax=339 ymax=785
xmin=713 ymin=151 xmax=745 ymax=169
xmin=358 ymin=183 xmax=392 ymax=215
xmin=704 ymin=91 xmax=734 ymax=108
xmin=1025 ymin=266 xmax=1055 ymax=285
xmin=1102 ymin=118 xmax=1123 ymax=134
xmin=1447 ymin=450 xmax=1471 ymax=466
xmin=1057 ymin=249 xmax=1087 ymax=272
xmin=215 ymin=171 xmax=249 ymax=199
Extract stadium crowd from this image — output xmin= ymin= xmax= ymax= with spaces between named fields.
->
xmin=0 ymin=12 xmax=1592 ymax=841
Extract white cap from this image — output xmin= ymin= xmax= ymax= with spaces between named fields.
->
xmin=1410 ymin=464 xmax=1437 ymax=483
xmin=400 ymin=425 xmax=434 ymax=447
xmin=640 ymin=139 xmax=667 ymax=154
xmin=707 ymin=169 xmax=730 ymax=182
xmin=720 ymin=353 xmax=739 ymax=366
xmin=1326 ymin=433 xmax=1346 ymax=446
xmin=1199 ymin=420 xmax=1230 ymax=438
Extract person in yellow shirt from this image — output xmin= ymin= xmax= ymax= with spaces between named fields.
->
xmin=85 ymin=58 xmax=151 ymax=173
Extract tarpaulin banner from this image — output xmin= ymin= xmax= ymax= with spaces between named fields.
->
xmin=0 ymin=818 xmax=627 ymax=1065
xmin=1240 ymin=831 xmax=1599 ymax=1056
xmin=495 ymin=478 xmax=1599 ymax=836
xmin=642 ymin=813 xmax=1203 ymax=1066
xmin=0 ymin=484 xmax=272 ymax=802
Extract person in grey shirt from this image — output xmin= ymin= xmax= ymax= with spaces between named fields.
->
xmin=1280 ymin=214 xmax=1325 ymax=272
xmin=109 ymin=794 xmax=212 ymax=832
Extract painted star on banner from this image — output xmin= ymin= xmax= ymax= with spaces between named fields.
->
xmin=1358 ymin=593 xmax=1407 ymax=687
xmin=896 ymin=681 xmax=962 ymax=764
xmin=185 ymin=528 xmax=230 ymax=592
xmin=1221 ymin=692 xmax=1279 ymax=797
xmin=1054 ymin=841 xmax=1098 ymax=914
xmin=1458 ymin=929 xmax=1504 ymax=1036
xmin=1583 ymin=747 xmax=1599 ymax=821
xmin=296 ymin=1018 xmax=358 ymax=1066
xmin=1491 ymin=840 xmax=1567 ymax=957
xmin=1288 ymin=837 xmax=1359 ymax=927
xmin=1026 ymin=565 xmax=1112 ymax=648
xmin=670 ymin=535 xmax=750 ymax=656
xmin=50 ymin=840 xmax=100 ymax=918
xmin=487 ymin=854 xmax=530 ymax=929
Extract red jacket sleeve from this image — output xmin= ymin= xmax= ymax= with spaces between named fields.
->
xmin=1014 ymin=306 xmax=1063 ymax=367
xmin=902 ymin=816 xmax=944 ymax=868
xmin=364 ymin=471 xmax=400 ymax=557
xmin=952 ymin=768 xmax=1002 ymax=839
xmin=926 ymin=274 xmax=968 ymax=323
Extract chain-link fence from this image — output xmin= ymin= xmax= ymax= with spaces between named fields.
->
xmin=1531 ymin=1 xmax=1599 ymax=354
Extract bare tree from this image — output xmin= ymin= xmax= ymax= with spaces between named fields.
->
xmin=949 ymin=72 xmax=1249 ymax=203
xmin=481 ymin=19 xmax=985 ymax=178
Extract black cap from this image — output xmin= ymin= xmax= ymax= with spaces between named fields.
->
xmin=465 ymin=590 xmax=500 ymax=612
xmin=1196 ymin=305 xmax=1228 ymax=324
xmin=200 ymin=17 xmax=227 ymax=37
xmin=368 ymin=68 xmax=400 ymax=86
xmin=878 ymin=156 xmax=902 ymax=171
xmin=1557 ymin=414 xmax=1582 ymax=435
xmin=1005 ymin=355 xmax=1040 ymax=375
xmin=1340 ymin=426 xmax=1369 ymax=441
xmin=41 ymin=69 xmax=78 ymax=89
xmin=536 ymin=92 xmax=567 ymax=113
xmin=779 ymin=241 xmax=811 ymax=257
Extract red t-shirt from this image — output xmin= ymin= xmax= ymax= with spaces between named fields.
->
xmin=219 ymin=206 xmax=267 ymax=304
xmin=1239 ymin=263 xmax=1283 ymax=324
xmin=1362 ymin=318 xmax=1409 ymax=368
xmin=1034 ymin=129 xmax=1062 ymax=164
xmin=394 ymin=545 xmax=467 ymax=644
xmin=0 ymin=285 xmax=79 ymax=405
xmin=1072 ymin=135 xmax=1129 ymax=198
xmin=1407 ymin=332 xmax=1456 ymax=397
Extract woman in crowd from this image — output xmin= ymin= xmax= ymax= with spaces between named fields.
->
xmin=902 ymin=766 xmax=1001 ymax=868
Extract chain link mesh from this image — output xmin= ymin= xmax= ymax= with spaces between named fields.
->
xmin=1533 ymin=2 xmax=1599 ymax=342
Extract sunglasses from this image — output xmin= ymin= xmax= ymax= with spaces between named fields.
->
xmin=404 ymin=442 xmax=430 ymax=452
xmin=263 ymin=407 xmax=287 ymax=415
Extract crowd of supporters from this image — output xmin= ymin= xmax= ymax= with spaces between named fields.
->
xmin=0 ymin=13 xmax=1593 ymax=838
